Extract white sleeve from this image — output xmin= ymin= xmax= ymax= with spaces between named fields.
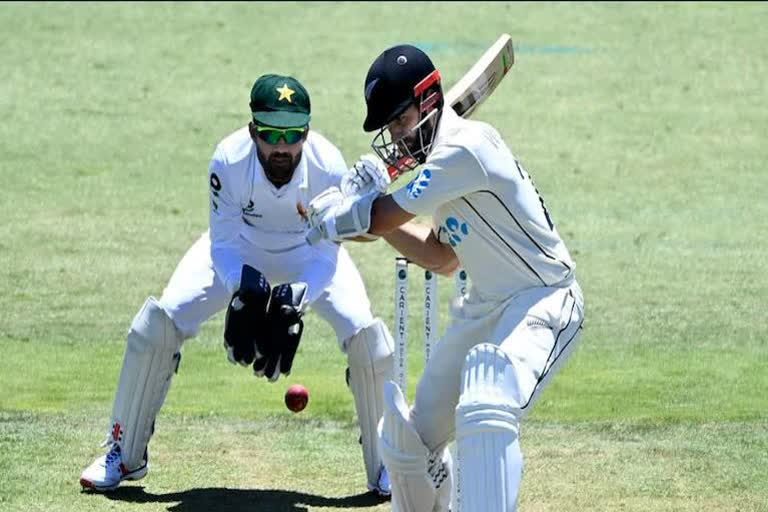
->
xmin=391 ymin=145 xmax=488 ymax=216
xmin=324 ymin=144 xmax=349 ymax=190
xmin=208 ymin=145 xmax=245 ymax=295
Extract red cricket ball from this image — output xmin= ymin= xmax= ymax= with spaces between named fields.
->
xmin=284 ymin=384 xmax=309 ymax=413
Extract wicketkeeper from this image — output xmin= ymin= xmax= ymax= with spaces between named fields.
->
xmin=306 ymin=45 xmax=586 ymax=511
xmin=79 ymin=74 xmax=394 ymax=496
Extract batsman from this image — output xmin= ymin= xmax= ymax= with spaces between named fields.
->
xmin=79 ymin=74 xmax=394 ymax=496
xmin=306 ymin=44 xmax=586 ymax=511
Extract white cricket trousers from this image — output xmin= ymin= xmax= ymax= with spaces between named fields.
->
xmin=158 ymin=231 xmax=374 ymax=346
xmin=411 ymin=279 xmax=585 ymax=451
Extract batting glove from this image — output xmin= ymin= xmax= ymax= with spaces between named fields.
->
xmin=341 ymin=154 xmax=391 ymax=198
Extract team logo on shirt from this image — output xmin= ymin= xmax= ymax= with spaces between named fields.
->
xmin=442 ymin=216 xmax=470 ymax=247
xmin=406 ymin=168 xmax=432 ymax=199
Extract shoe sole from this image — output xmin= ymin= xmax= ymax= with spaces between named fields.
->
xmin=80 ymin=465 xmax=148 ymax=492
xmin=372 ymin=488 xmax=391 ymax=499
xmin=367 ymin=482 xmax=391 ymax=499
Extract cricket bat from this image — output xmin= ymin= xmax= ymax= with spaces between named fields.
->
xmin=447 ymin=33 xmax=515 ymax=118
xmin=386 ymin=33 xmax=515 ymax=180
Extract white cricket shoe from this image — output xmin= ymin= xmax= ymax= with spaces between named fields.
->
xmin=371 ymin=465 xmax=391 ymax=497
xmin=79 ymin=444 xmax=148 ymax=492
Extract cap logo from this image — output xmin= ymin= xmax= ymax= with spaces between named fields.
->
xmin=276 ymin=84 xmax=295 ymax=102
xmin=396 ymin=55 xmax=408 ymax=65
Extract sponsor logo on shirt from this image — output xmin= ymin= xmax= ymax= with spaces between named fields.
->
xmin=406 ymin=169 xmax=432 ymax=199
xmin=210 ymin=173 xmax=222 ymax=192
xmin=210 ymin=173 xmax=222 ymax=212
xmin=243 ymin=200 xmax=262 ymax=218
xmin=443 ymin=216 xmax=470 ymax=247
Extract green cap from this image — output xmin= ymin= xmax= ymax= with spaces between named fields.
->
xmin=249 ymin=74 xmax=311 ymax=127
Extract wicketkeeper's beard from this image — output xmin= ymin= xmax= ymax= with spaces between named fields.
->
xmin=257 ymin=147 xmax=302 ymax=187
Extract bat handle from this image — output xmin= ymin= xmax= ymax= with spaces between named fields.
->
xmin=386 ymin=156 xmax=416 ymax=182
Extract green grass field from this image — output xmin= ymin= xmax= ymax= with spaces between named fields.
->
xmin=1 ymin=2 xmax=767 ymax=511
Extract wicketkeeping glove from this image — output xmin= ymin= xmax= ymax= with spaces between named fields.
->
xmin=252 ymin=282 xmax=308 ymax=382
xmin=223 ymin=265 xmax=271 ymax=366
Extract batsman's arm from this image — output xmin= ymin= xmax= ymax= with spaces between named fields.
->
xmin=369 ymin=194 xmax=416 ymax=235
xmin=371 ymin=195 xmax=459 ymax=275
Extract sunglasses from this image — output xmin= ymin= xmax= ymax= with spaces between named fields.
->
xmin=254 ymin=125 xmax=307 ymax=145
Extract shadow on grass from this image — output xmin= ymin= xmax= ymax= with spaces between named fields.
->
xmin=97 ymin=485 xmax=387 ymax=511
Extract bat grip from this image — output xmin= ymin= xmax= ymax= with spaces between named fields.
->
xmin=387 ymin=165 xmax=402 ymax=180
xmin=386 ymin=155 xmax=415 ymax=182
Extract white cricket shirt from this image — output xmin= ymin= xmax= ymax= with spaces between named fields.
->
xmin=392 ymin=108 xmax=575 ymax=300
xmin=208 ymin=126 xmax=347 ymax=293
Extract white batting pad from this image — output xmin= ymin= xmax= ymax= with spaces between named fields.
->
xmin=110 ymin=297 xmax=182 ymax=470
xmin=455 ymin=343 xmax=523 ymax=512
xmin=346 ymin=318 xmax=394 ymax=489
xmin=378 ymin=381 xmax=451 ymax=512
